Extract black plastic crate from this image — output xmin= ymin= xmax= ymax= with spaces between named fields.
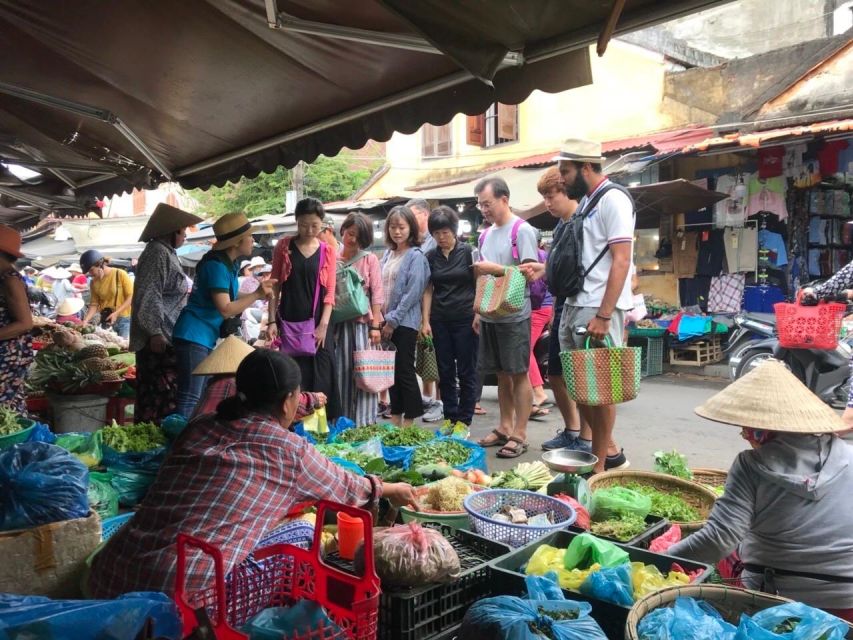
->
xmin=569 ymin=514 xmax=668 ymax=549
xmin=377 ymin=524 xmax=511 ymax=640
xmin=490 ymin=529 xmax=711 ymax=640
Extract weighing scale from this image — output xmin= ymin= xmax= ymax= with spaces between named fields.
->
xmin=541 ymin=449 xmax=598 ymax=511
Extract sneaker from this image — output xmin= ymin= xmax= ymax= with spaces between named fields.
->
xmin=604 ymin=449 xmax=631 ymax=471
xmin=378 ymin=402 xmax=391 ymax=419
xmin=541 ymin=429 xmax=591 ymax=452
xmin=422 ymin=400 xmax=444 ymax=423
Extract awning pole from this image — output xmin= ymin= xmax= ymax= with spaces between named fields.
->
xmin=0 ymin=159 xmax=117 ymax=175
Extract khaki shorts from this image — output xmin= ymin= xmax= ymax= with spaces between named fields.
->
xmin=558 ymin=306 xmax=626 ymax=351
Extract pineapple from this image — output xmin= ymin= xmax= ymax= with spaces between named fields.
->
xmin=76 ymin=345 xmax=109 ymax=361
xmin=80 ymin=357 xmax=112 ymax=373
xmin=97 ymin=370 xmax=123 ymax=383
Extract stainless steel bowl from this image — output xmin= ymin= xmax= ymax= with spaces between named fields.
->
xmin=541 ymin=449 xmax=599 ymax=475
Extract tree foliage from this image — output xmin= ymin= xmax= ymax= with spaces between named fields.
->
xmin=191 ymin=154 xmax=375 ymax=218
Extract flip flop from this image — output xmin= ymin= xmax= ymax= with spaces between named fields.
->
xmin=496 ymin=436 xmax=529 ymax=459
xmin=477 ymin=428 xmax=509 ymax=448
xmin=529 ymin=405 xmax=551 ymax=420
xmin=474 ymin=405 xmax=487 ymax=415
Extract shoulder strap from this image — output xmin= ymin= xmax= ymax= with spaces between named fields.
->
xmin=311 ymin=242 xmax=326 ymax=315
xmin=342 ymin=250 xmax=368 ymax=269
xmin=510 ymin=218 xmax=524 ymax=262
xmin=113 ymin=269 xmax=121 ymax=307
xmin=579 ymin=183 xmax=635 ymax=277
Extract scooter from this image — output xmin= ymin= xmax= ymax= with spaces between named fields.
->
xmin=726 ymin=312 xmax=778 ymax=380
xmin=28 ymin=286 xmax=56 ymax=319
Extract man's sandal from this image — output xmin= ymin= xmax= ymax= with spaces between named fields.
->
xmin=477 ymin=429 xmax=509 ymax=448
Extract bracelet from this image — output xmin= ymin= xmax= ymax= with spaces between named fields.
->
xmin=596 ymin=314 xmax=611 ymax=321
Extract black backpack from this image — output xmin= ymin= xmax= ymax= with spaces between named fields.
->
xmin=546 ymin=183 xmax=634 ymax=299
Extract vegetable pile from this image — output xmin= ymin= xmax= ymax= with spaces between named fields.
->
xmin=624 ymin=482 xmax=699 ymax=522
xmin=590 ymin=515 xmax=647 ymax=542
xmin=528 ymin=607 xmax=579 ymax=639
xmin=102 ymin=420 xmax=166 ymax=453
xmin=380 ymin=425 xmax=434 ymax=446
xmin=653 ymin=450 xmax=692 ymax=480
xmin=411 ymin=440 xmax=470 ymax=468
xmin=0 ymin=405 xmax=24 ymax=436
xmin=336 ymin=424 xmax=388 ymax=443
xmin=490 ymin=462 xmax=553 ymax=491
xmin=422 ymin=477 xmax=474 ymax=512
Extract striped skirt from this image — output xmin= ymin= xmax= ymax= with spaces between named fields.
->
xmin=334 ymin=321 xmax=378 ymax=426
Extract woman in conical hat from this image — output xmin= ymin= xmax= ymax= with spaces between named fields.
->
xmin=668 ymin=360 xmax=853 ymax=621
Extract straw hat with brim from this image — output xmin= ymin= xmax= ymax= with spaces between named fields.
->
xmin=192 ymin=336 xmax=255 ymax=376
xmin=43 ymin=266 xmax=72 ymax=279
xmin=138 ymin=203 xmax=204 ymax=242
xmin=552 ymin=138 xmax=606 ymax=165
xmin=56 ymin=297 xmax=85 ymax=316
xmin=68 ymin=263 xmax=83 ymax=274
xmin=695 ymin=360 xmax=846 ymax=433
xmin=213 ymin=213 xmax=254 ymax=250
xmin=0 ymin=224 xmax=23 ymax=259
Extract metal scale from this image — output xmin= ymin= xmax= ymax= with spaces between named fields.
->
xmin=541 ymin=449 xmax=598 ymax=511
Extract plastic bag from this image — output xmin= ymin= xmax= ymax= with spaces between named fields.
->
xmin=0 ymin=442 xmax=89 ymax=531
xmin=592 ymin=486 xmax=651 ymax=521
xmin=101 ymin=444 xmax=165 ymax=473
xmin=356 ymin=437 xmax=384 ymax=460
xmin=525 ymin=545 xmax=600 ymax=591
xmin=242 ymin=601 xmax=340 ymax=639
xmin=735 ymin=602 xmax=849 ymax=640
xmin=26 ymin=421 xmax=56 ymax=444
xmin=0 ymin=591 xmax=181 ymax=640
xmin=302 ymin=406 xmax=329 ymax=436
xmin=328 ymin=457 xmax=365 ymax=476
xmin=579 ymin=562 xmax=634 ymax=607
xmin=649 ymin=524 xmax=682 ymax=553
xmin=555 ymin=494 xmax=590 ymax=530
xmin=354 ymin=522 xmax=461 ymax=588
xmin=161 ymin=413 xmax=188 ymax=440
xmin=87 ymin=470 xmax=119 ymax=520
xmin=631 ymin=562 xmax=690 ymax=600
xmin=55 ymin=431 xmax=103 ymax=468
xmin=110 ymin=468 xmax=157 ymax=506
xmin=326 ymin=416 xmax=356 ymax=442
xmin=563 ymin=533 xmax=629 ymax=570
xmin=637 ymin=596 xmax=737 ymax=640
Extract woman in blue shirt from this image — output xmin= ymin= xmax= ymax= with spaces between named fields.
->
xmin=172 ymin=213 xmax=275 ymax=417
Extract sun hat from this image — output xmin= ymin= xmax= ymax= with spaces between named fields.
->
xmin=138 ymin=203 xmax=204 ymax=242
xmin=552 ymin=138 xmax=606 ymax=164
xmin=0 ymin=224 xmax=23 ymax=259
xmin=695 ymin=359 xmax=846 ymax=433
xmin=68 ymin=263 xmax=83 ymax=274
xmin=192 ymin=335 xmax=255 ymax=376
xmin=249 ymin=256 xmax=267 ymax=269
xmin=213 ymin=213 xmax=254 ymax=250
xmin=258 ymin=263 xmax=272 ymax=274
xmin=23 ymin=265 xmax=37 ymax=273
xmin=42 ymin=266 xmax=72 ymax=279
xmin=240 ymin=259 xmax=252 ymax=271
xmin=56 ymin=297 xmax=85 ymax=316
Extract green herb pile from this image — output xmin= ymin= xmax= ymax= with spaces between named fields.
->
xmin=314 ymin=443 xmax=352 ymax=458
xmin=102 ymin=421 xmax=166 ymax=452
xmin=653 ymin=449 xmax=693 ymax=480
xmin=336 ymin=424 xmax=388 ymax=443
xmin=772 ymin=617 xmax=802 ymax=634
xmin=380 ymin=425 xmax=434 ymax=446
xmin=625 ymin=482 xmax=699 ymax=522
xmin=527 ymin=606 xmax=579 ymax=638
xmin=411 ymin=440 xmax=470 ymax=467
xmin=0 ymin=405 xmax=24 ymax=436
xmin=590 ymin=515 xmax=647 ymax=541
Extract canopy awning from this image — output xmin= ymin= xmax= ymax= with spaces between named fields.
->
xmin=0 ymin=0 xmax=728 ymax=216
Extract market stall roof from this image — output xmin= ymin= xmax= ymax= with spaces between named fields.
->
xmin=602 ymin=125 xmax=716 ymax=155
xmin=0 ymin=0 xmax=730 ymax=215
xmin=680 ymin=119 xmax=853 ymax=154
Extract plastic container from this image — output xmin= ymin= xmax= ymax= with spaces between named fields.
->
xmin=0 ymin=417 xmax=35 ymax=449
xmin=175 ymin=501 xmax=379 ymax=640
xmin=569 ymin=514 xmax=668 ymax=550
xmin=464 ymin=489 xmax=577 ymax=548
xmin=775 ymin=297 xmax=845 ymax=350
xmin=490 ymin=529 xmax=711 ymax=640
xmin=337 ymin=511 xmax=365 ymax=561
xmin=378 ymin=524 xmax=511 ymax=640
xmin=101 ymin=512 xmax=134 ymax=541
xmin=48 ymin=394 xmax=109 ymax=433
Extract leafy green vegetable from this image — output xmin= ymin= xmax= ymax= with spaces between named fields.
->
xmin=101 ymin=421 xmax=166 ymax=452
xmin=528 ymin=606 xmax=579 ymax=638
xmin=0 ymin=405 xmax=24 ymax=436
xmin=381 ymin=468 xmax=425 ymax=486
xmin=624 ymin=482 xmax=700 ymax=522
xmin=710 ymin=485 xmax=725 ymax=497
xmin=590 ymin=515 xmax=647 ymax=541
xmin=772 ymin=617 xmax=801 ymax=634
xmin=653 ymin=449 xmax=693 ymax=480
xmin=336 ymin=424 xmax=388 ymax=443
xmin=380 ymin=426 xmax=434 ymax=447
xmin=491 ymin=470 xmax=528 ymax=490
xmin=315 ymin=443 xmax=352 ymax=458
xmin=411 ymin=440 xmax=470 ymax=468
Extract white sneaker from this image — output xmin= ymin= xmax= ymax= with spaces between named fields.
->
xmin=422 ymin=400 xmax=444 ymax=423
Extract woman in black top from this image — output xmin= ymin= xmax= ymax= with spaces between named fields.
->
xmin=421 ymin=206 xmax=478 ymax=426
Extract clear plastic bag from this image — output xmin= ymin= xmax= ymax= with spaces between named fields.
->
xmin=579 ymin=562 xmax=634 ymax=607
xmin=592 ymin=487 xmax=652 ymax=521
xmin=563 ymin=533 xmax=630 ymax=570
xmin=87 ymin=470 xmax=119 ymax=520
xmin=354 ymin=522 xmax=461 ymax=588
xmin=355 ymin=437 xmax=384 ymax=460
xmin=242 ymin=601 xmax=340 ymax=639
xmin=736 ymin=602 xmax=850 ymax=640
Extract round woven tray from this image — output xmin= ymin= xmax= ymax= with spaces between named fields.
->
xmin=691 ymin=467 xmax=728 ymax=488
xmin=625 ymin=584 xmax=793 ymax=640
xmin=587 ymin=470 xmax=718 ymax=533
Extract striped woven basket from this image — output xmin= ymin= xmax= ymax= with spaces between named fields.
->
xmin=560 ymin=340 xmax=642 ymax=406
xmin=353 ymin=345 xmax=396 ymax=394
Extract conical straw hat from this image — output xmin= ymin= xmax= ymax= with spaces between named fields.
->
xmin=695 ymin=359 xmax=845 ymax=433
xmin=192 ymin=336 xmax=255 ymax=376
xmin=138 ymin=203 xmax=204 ymax=242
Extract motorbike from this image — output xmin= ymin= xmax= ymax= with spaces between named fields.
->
xmin=726 ymin=311 xmax=778 ymax=380
xmin=27 ymin=286 xmax=56 ymax=319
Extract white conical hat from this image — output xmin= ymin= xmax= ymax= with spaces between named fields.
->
xmin=192 ymin=336 xmax=255 ymax=376
xmin=695 ymin=359 xmax=845 ymax=433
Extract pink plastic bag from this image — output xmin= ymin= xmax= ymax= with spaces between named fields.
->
xmin=649 ymin=524 xmax=682 ymax=553
xmin=554 ymin=494 xmax=591 ymax=530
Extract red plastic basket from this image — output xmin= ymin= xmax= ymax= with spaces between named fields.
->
xmin=774 ymin=295 xmax=846 ymax=350
xmin=175 ymin=501 xmax=380 ymax=640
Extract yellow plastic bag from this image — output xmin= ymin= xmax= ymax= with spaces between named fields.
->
xmin=302 ymin=406 xmax=329 ymax=435
xmin=631 ymin=562 xmax=690 ymax=599
xmin=524 ymin=545 xmax=600 ymax=591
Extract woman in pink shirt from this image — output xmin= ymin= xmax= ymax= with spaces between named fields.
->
xmin=333 ymin=213 xmax=385 ymax=426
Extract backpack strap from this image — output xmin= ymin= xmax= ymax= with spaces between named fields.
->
xmin=342 ymin=250 xmax=368 ymax=268
xmin=579 ymin=182 xmax=635 ymax=277
xmin=510 ymin=218 xmax=524 ymax=263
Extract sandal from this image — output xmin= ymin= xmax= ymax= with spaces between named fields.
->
xmin=474 ymin=404 xmax=487 ymax=415
xmin=477 ymin=428 xmax=509 ymax=448
xmin=529 ymin=405 xmax=551 ymax=420
xmin=497 ymin=436 xmax=529 ymax=458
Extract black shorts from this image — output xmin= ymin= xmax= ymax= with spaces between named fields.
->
xmin=478 ymin=318 xmax=531 ymax=375
xmin=547 ymin=303 xmax=564 ymax=376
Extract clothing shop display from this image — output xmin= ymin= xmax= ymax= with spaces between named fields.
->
xmin=695 ymin=229 xmax=726 ymax=277
xmin=672 ymin=231 xmax=700 ymax=277
xmin=743 ymin=285 xmax=785 ymax=313
xmin=714 ymin=174 xmax=748 ymax=228
xmin=758 ymin=229 xmax=788 ymax=267
xmin=819 ymin=140 xmax=849 ymax=176
xmin=708 ymin=273 xmax=746 ymax=313
xmin=784 ymin=143 xmax=807 ymax=178
xmin=758 ymin=146 xmax=784 ymax=179
xmin=679 ymin=276 xmax=711 ymax=311
xmin=746 ymin=175 xmax=788 ymax=220
xmin=723 ymin=227 xmax=758 ymax=273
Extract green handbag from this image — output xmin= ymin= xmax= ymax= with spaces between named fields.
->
xmin=331 ymin=252 xmax=371 ymax=324
xmin=473 ymin=266 xmax=527 ymax=319
xmin=416 ymin=335 xmax=439 ymax=382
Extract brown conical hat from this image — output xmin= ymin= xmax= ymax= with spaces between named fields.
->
xmin=138 ymin=203 xmax=204 ymax=242
xmin=695 ymin=359 xmax=845 ymax=433
xmin=192 ymin=336 xmax=255 ymax=376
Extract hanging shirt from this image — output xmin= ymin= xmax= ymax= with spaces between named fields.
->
xmin=758 ymin=146 xmax=784 ymax=179
xmin=784 ymin=143 xmax=806 ymax=178
xmin=713 ymin=174 xmax=747 ymax=228
xmin=758 ymin=230 xmax=788 ymax=268
xmin=818 ymin=140 xmax=849 ymax=176
xmin=745 ymin=176 xmax=788 ymax=220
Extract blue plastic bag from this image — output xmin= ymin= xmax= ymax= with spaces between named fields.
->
xmin=735 ymin=602 xmax=849 ymax=640
xmin=101 ymin=444 xmax=166 ymax=473
xmin=242 ymin=601 xmax=341 ymax=639
xmin=637 ymin=597 xmax=737 ymax=640
xmin=161 ymin=413 xmax=188 ymax=440
xmin=460 ymin=574 xmax=607 ymax=640
xmin=326 ymin=416 xmax=356 ymax=442
xmin=109 ymin=467 xmax=157 ymax=507
xmin=0 ymin=442 xmax=89 ymax=531
xmin=291 ymin=420 xmax=318 ymax=444
xmin=397 ymin=436 xmax=487 ymax=472
xmin=382 ymin=443 xmax=416 ymax=469
xmin=579 ymin=562 xmax=634 ymax=607
xmin=26 ymin=421 xmax=56 ymax=444
xmin=328 ymin=457 xmax=366 ymax=476
xmin=0 ymin=591 xmax=181 ymax=640
xmin=449 ymin=436 xmax=487 ymax=472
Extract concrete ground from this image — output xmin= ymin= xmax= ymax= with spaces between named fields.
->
xmin=468 ymin=373 xmax=743 ymax=475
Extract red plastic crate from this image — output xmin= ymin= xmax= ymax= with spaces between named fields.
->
xmin=774 ymin=298 xmax=845 ymax=350
xmin=175 ymin=501 xmax=380 ymax=640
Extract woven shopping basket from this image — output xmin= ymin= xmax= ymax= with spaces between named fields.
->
xmin=560 ymin=336 xmax=641 ymax=406
xmin=474 ymin=266 xmax=526 ymax=319
xmin=353 ymin=344 xmax=396 ymax=394
xmin=774 ymin=294 xmax=845 ymax=350
xmin=415 ymin=335 xmax=439 ymax=382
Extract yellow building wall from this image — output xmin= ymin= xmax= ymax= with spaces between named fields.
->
xmin=363 ymin=41 xmax=671 ymax=198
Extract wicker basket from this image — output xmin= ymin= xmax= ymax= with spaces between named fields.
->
xmin=625 ymin=584 xmax=793 ymax=639
xmin=587 ymin=470 xmax=717 ymax=534
xmin=691 ymin=467 xmax=728 ymax=488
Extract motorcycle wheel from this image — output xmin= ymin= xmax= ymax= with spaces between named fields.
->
xmin=735 ymin=349 xmax=777 ymax=379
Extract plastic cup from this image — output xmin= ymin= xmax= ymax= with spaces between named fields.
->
xmin=336 ymin=512 xmax=364 ymax=560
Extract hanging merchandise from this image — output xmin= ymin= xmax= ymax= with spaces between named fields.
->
xmin=784 ymin=143 xmax=807 ymax=178
xmin=707 ymin=274 xmax=746 ymax=314
xmin=713 ymin=174 xmax=748 ymax=228
xmin=818 ymin=140 xmax=849 ymax=176
xmin=672 ymin=231 xmax=700 ymax=278
xmin=745 ymin=175 xmax=788 ymax=220
xmin=757 ymin=146 xmax=784 ymax=178
xmin=758 ymin=229 xmax=788 ymax=268
xmin=722 ymin=228 xmax=758 ymax=273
